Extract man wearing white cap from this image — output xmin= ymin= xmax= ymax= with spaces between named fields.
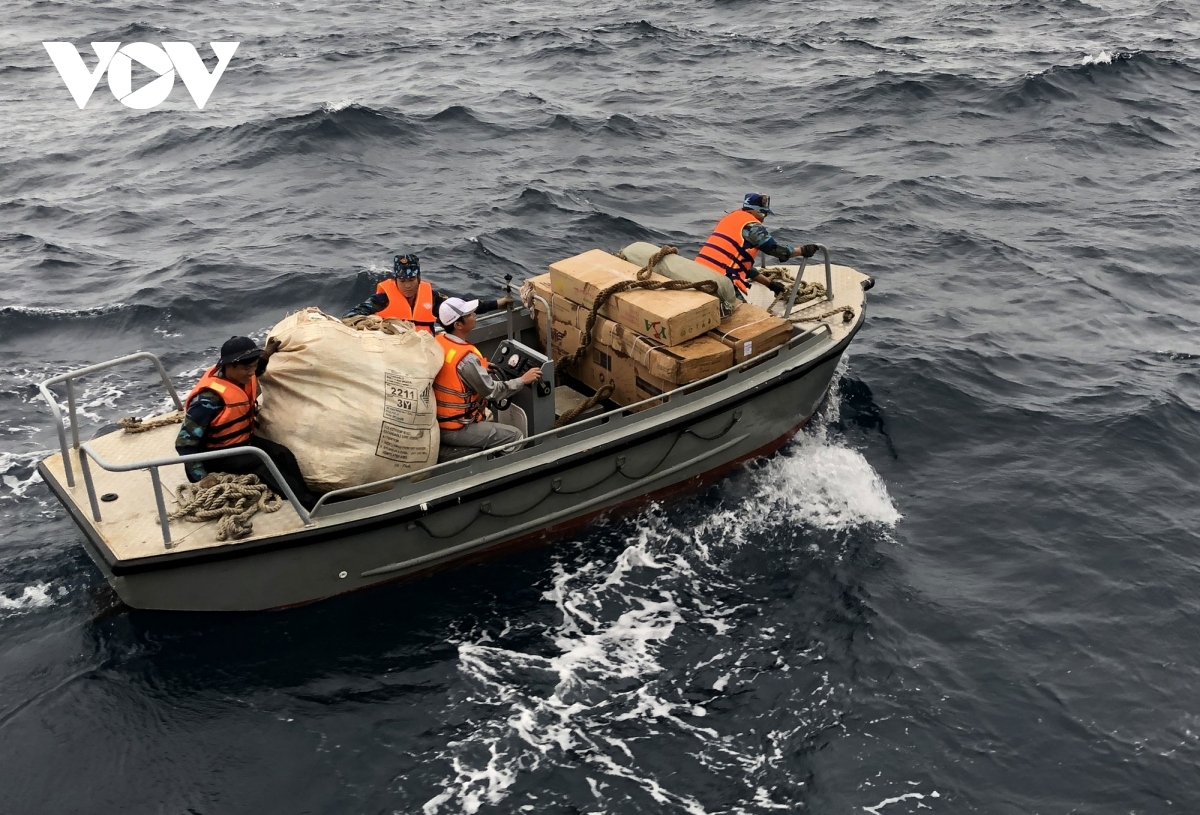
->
xmin=433 ymin=297 xmax=542 ymax=456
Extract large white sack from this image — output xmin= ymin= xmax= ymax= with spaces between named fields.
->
xmin=257 ymin=308 xmax=445 ymax=492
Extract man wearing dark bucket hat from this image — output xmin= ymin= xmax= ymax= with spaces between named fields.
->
xmin=694 ymin=193 xmax=820 ymax=300
xmin=343 ymin=253 xmax=513 ymax=333
xmin=174 ymin=335 xmax=319 ymax=509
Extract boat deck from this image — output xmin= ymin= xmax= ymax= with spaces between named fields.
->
xmin=749 ymin=262 xmax=868 ymax=345
xmin=42 ymin=424 xmax=309 ymax=561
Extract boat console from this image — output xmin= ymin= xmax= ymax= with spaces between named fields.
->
xmin=488 ymin=338 xmax=555 ymax=436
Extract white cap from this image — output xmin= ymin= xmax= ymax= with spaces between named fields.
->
xmin=439 ymin=297 xmax=479 ymax=327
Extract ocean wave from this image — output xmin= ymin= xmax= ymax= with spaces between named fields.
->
xmin=996 ymin=50 xmax=1198 ymax=112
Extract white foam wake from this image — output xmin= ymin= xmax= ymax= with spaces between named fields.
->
xmin=424 ymin=362 xmax=900 ymax=812
xmin=0 ymin=452 xmax=45 ymax=500
xmin=0 ymin=582 xmax=57 ymax=614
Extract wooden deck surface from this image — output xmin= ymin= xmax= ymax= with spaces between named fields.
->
xmin=42 ymin=423 xmax=307 ymax=561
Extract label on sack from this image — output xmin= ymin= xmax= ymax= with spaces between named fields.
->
xmin=382 ymin=371 xmax=431 ymax=424
xmin=377 ymin=371 xmax=434 ymax=462
xmin=376 ymin=422 xmax=432 ymax=463
xmin=743 ymin=340 xmax=752 ymax=357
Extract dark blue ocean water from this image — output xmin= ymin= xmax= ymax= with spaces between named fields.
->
xmin=3 ymin=0 xmax=1200 ymax=812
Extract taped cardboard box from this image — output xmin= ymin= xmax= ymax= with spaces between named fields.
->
xmin=531 ymin=278 xmax=731 ymax=384
xmin=549 ymin=249 xmax=721 ymax=346
xmin=565 ymin=337 xmax=699 ymax=410
xmin=710 ymin=302 xmax=792 ymax=364
xmin=548 ymin=299 xmax=730 ymax=384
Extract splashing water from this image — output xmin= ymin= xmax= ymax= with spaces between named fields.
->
xmin=0 ymin=583 xmax=56 ymax=614
xmin=424 ymin=367 xmax=900 ymax=813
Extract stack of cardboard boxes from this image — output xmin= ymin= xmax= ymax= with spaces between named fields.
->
xmin=531 ymin=249 xmax=793 ymax=407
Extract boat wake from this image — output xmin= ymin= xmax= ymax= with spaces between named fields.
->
xmin=0 ymin=582 xmax=58 ymax=616
xmin=424 ymin=371 xmax=900 ymax=813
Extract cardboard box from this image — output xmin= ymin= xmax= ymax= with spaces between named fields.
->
xmin=710 ymin=302 xmax=792 ymax=364
xmin=549 ymin=249 xmax=721 ymax=346
xmin=529 ymin=269 xmax=733 ymax=408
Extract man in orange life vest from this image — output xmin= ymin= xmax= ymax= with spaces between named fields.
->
xmin=343 ymin=253 xmax=513 ymax=332
xmin=694 ymin=193 xmax=820 ymax=300
xmin=434 ymin=297 xmax=542 ymax=458
xmin=174 ymin=336 xmax=319 ymax=509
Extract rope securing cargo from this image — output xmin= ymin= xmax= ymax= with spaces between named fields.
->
xmin=169 ymin=473 xmax=283 ymax=541
xmin=556 ymin=245 xmax=719 ymax=376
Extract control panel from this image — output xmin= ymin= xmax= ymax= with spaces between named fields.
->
xmin=488 ymin=339 xmax=555 ymax=437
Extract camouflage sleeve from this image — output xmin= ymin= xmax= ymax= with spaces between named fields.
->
xmin=742 ymin=222 xmax=793 ymax=265
xmin=343 ymin=292 xmax=388 ymax=318
xmin=174 ymin=390 xmax=223 ymax=482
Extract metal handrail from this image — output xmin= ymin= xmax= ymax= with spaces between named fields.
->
xmin=784 ymin=244 xmax=832 ymax=319
xmin=38 ymin=352 xmax=182 ymax=488
xmin=308 ymin=320 xmax=833 ymax=513
xmin=77 ymin=443 xmax=312 ymax=549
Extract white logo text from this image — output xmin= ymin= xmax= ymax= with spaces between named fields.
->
xmin=43 ymin=41 xmax=240 ymax=109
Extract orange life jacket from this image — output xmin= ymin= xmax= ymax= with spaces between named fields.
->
xmin=433 ymin=333 xmax=489 ymax=430
xmin=376 ymin=279 xmax=436 ymax=332
xmin=185 ymin=367 xmax=258 ymax=448
xmin=695 ymin=209 xmax=760 ymax=294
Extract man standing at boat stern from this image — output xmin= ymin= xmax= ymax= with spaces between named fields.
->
xmin=175 ymin=336 xmax=320 ymax=509
xmin=343 ymin=253 xmax=513 ymax=332
xmin=434 ymin=298 xmax=542 ymax=458
xmin=695 ymin=193 xmax=820 ymax=299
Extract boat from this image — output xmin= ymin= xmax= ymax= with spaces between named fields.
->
xmin=35 ymin=248 xmax=874 ymax=611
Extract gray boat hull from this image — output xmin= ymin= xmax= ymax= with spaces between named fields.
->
xmin=46 ymin=332 xmax=849 ymax=612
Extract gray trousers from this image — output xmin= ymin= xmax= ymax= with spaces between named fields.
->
xmin=439 ymin=421 xmax=525 ymax=460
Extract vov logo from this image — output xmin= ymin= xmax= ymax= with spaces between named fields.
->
xmin=43 ymin=42 xmax=240 ymax=109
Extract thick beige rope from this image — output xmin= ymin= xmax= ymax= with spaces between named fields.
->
xmin=554 ymin=381 xmax=616 ymax=428
xmin=169 ymin=473 xmax=283 ymax=541
xmin=341 ymin=314 xmax=409 ymax=334
xmin=119 ymin=410 xmax=184 ymax=433
xmin=756 ymin=266 xmax=826 ymax=306
xmin=755 ymin=266 xmax=854 ymax=323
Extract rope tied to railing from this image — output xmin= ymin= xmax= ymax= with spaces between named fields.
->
xmin=169 ymin=473 xmax=283 ymax=541
xmin=756 ymin=266 xmax=826 ymax=307
xmin=119 ymin=410 xmax=184 ymax=433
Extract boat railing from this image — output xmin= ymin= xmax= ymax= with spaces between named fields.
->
xmin=73 ymin=443 xmax=312 ymax=548
xmin=38 ymin=352 xmax=183 ymax=489
xmin=781 ymin=244 xmax=833 ymax=318
xmin=309 ymin=321 xmax=833 ymax=513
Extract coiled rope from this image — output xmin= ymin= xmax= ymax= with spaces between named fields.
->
xmin=756 ymin=266 xmax=855 ymax=324
xmin=169 ymin=473 xmax=283 ymax=541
